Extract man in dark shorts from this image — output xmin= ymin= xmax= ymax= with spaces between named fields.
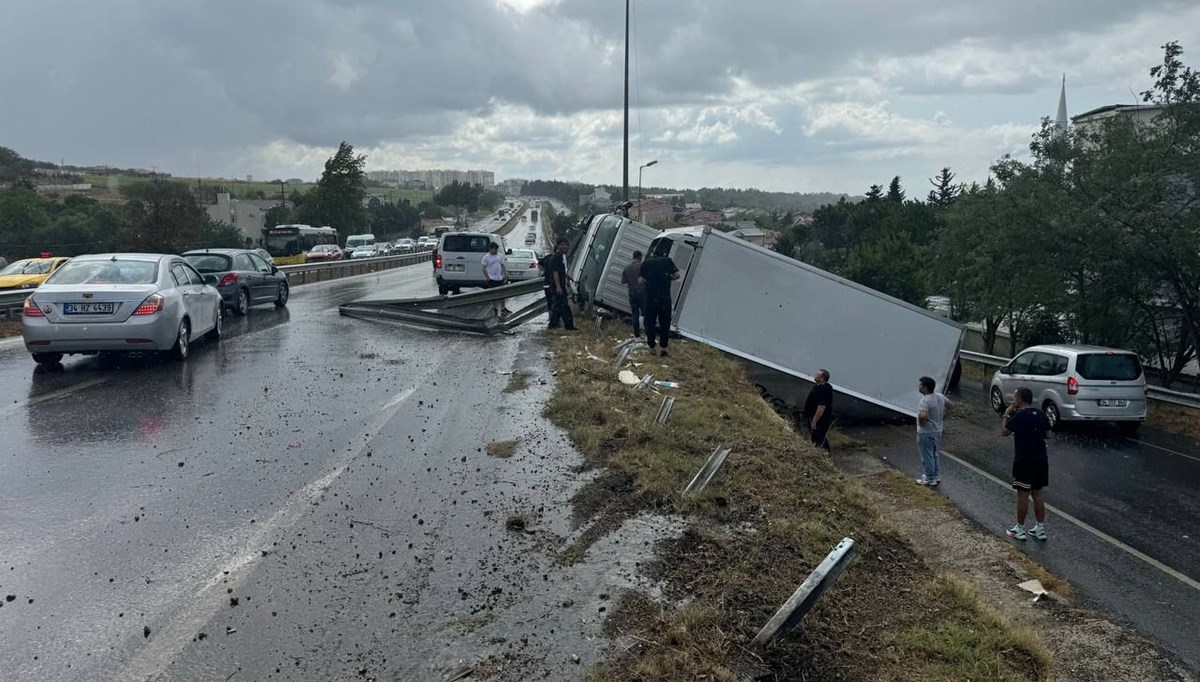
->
xmin=638 ymin=253 xmax=679 ymax=356
xmin=803 ymin=368 xmax=834 ymax=450
xmin=1001 ymin=387 xmax=1049 ymax=541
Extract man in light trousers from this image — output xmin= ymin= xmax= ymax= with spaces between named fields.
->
xmin=916 ymin=375 xmax=953 ymax=486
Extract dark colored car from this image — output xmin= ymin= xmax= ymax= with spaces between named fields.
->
xmin=305 ymin=244 xmax=344 ymax=262
xmin=182 ymin=248 xmax=289 ymax=315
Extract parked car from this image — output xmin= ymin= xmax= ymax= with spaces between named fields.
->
xmin=183 ymin=248 xmax=289 ymax=315
xmin=305 ymin=244 xmax=344 ymax=262
xmin=350 ymin=245 xmax=379 ymax=259
xmin=21 ymin=254 xmax=223 ymax=365
xmin=433 ymin=231 xmax=508 ymax=295
xmin=0 ymin=257 xmax=71 ymax=291
xmin=989 ymin=344 xmax=1147 ymax=432
xmin=505 ymin=248 xmax=541 ymax=281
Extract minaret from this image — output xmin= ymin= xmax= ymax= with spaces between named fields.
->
xmin=1055 ymin=74 xmax=1069 ymax=134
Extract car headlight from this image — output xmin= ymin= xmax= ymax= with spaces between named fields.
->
xmin=22 ymin=283 xmax=38 ymax=289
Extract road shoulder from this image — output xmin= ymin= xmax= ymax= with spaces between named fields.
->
xmin=833 ymin=446 xmax=1193 ymax=682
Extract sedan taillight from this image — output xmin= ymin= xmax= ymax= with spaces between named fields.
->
xmin=22 ymin=297 xmax=44 ymax=317
xmin=1067 ymin=376 xmax=1079 ymax=396
xmin=133 ymin=293 xmax=165 ymax=316
xmin=218 ymin=273 xmax=239 ymax=287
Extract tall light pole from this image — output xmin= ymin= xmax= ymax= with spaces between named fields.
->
xmin=637 ymin=160 xmax=658 ymax=222
xmin=622 ymin=0 xmax=630 ymax=206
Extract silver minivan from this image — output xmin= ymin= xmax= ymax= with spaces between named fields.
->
xmin=989 ymin=344 xmax=1147 ymax=432
xmin=433 ymin=231 xmax=508 ymax=295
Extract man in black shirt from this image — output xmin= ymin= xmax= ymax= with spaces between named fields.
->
xmin=1001 ymin=387 xmax=1049 ymax=542
xmin=638 ymin=255 xmax=679 ymax=356
xmin=542 ymin=239 xmax=576 ymax=331
xmin=620 ymin=250 xmax=645 ymax=338
xmin=803 ymin=368 xmax=834 ymax=450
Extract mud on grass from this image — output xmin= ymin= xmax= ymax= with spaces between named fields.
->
xmin=545 ymin=330 xmax=1051 ymax=681
xmin=0 ymin=320 xmax=21 ymax=338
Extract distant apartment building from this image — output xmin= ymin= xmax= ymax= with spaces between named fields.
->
xmin=497 ymin=178 xmax=527 ymax=196
xmin=205 ymin=193 xmax=281 ymax=246
xmin=631 ymin=198 xmax=674 ymax=226
xmin=366 ymin=169 xmax=495 ymax=190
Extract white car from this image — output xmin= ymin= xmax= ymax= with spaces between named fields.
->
xmin=505 ymin=248 xmax=541 ymax=281
xmin=350 ymin=246 xmax=379 ymax=259
xmin=21 ymin=254 xmax=223 ymax=365
xmin=396 ymin=238 xmax=416 ymax=252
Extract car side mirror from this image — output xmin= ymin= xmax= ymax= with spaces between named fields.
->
xmin=506 ymin=249 xmax=513 ymax=255
xmin=1000 ymin=365 xmax=1011 ymax=375
xmin=203 ymin=274 xmax=218 ymax=286
xmin=270 ymin=265 xmax=279 ymax=274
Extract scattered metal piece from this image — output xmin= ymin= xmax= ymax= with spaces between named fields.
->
xmin=445 ymin=666 xmax=475 ymax=681
xmin=655 ymin=396 xmax=675 ymax=425
xmin=614 ymin=344 xmax=634 ymax=367
xmin=635 ymin=374 xmax=654 ymax=391
xmin=681 ymin=445 xmax=731 ymax=498
xmin=593 ymin=316 xmax=603 ymax=338
xmin=750 ymin=537 xmax=856 ymax=648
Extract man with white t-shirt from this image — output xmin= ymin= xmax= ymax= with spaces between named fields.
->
xmin=480 ymin=242 xmax=510 ymax=317
xmin=915 ymin=375 xmax=953 ymax=486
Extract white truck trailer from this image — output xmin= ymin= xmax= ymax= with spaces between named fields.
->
xmin=568 ymin=213 xmax=660 ymax=316
xmin=574 ymin=216 xmax=964 ymax=419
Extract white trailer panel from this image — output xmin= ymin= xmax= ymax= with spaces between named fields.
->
xmin=569 ymin=214 xmax=659 ymax=316
xmin=673 ymin=228 xmax=962 ymax=417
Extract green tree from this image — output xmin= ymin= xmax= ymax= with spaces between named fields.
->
xmin=298 ymin=142 xmax=368 ymax=242
xmin=927 ymin=167 xmax=961 ymax=208
xmin=886 ymin=176 xmax=906 ymax=203
xmin=0 ymin=188 xmax=50 ymax=257
xmin=121 ymin=180 xmax=213 ymax=253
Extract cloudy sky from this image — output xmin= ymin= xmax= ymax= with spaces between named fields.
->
xmin=3 ymin=0 xmax=1198 ymax=194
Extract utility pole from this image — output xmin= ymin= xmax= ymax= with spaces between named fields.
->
xmin=622 ymin=0 xmax=630 ymax=204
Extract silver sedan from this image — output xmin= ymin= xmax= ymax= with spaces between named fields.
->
xmin=21 ymin=254 xmax=224 ymax=366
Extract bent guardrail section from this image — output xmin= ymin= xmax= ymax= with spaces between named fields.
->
xmin=338 ymin=278 xmax=546 ymax=335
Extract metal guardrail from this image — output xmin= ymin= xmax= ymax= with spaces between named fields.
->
xmin=0 ymin=251 xmax=435 ymax=318
xmin=338 ymin=278 xmax=547 ymax=335
xmin=959 ymin=350 xmax=1200 ymax=410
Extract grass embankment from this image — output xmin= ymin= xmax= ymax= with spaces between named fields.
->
xmin=0 ymin=320 xmax=21 ymax=338
xmin=545 ymin=331 xmax=1051 ymax=681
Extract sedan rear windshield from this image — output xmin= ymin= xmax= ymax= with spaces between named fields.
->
xmin=442 ymin=235 xmax=493 ymax=252
xmin=511 ymin=250 xmax=536 ymax=259
xmin=1076 ymin=353 xmax=1143 ymax=381
xmin=49 ymin=259 xmax=158 ymax=285
xmin=184 ymin=254 xmax=233 ymax=273
xmin=0 ymin=260 xmax=54 ymax=276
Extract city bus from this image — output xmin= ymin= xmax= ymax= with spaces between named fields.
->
xmin=262 ymin=224 xmax=339 ymax=256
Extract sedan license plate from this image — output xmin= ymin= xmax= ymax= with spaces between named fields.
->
xmin=1098 ymin=399 xmax=1128 ymax=408
xmin=447 ymin=264 xmax=464 ymax=272
xmin=63 ymin=302 xmax=115 ymax=315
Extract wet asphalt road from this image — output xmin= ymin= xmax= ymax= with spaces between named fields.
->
xmin=0 ymin=215 xmax=647 ymax=681
xmin=845 ymin=378 xmax=1200 ymax=672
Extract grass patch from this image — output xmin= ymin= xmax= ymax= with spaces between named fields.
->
xmin=870 ymin=468 xmax=954 ymax=511
xmin=0 ymin=319 xmax=21 ymax=339
xmin=826 ymin=428 xmax=868 ymax=450
xmin=545 ymin=329 xmax=1051 ymax=681
xmin=486 ymin=440 xmax=517 ymax=458
xmin=1002 ymin=546 xmax=1074 ymax=599
xmin=502 ymin=371 xmax=529 ymax=393
xmin=898 ymin=574 xmax=1053 ymax=681
xmin=1147 ymin=400 xmax=1200 ymax=440
xmin=960 ymin=358 xmax=994 ymax=382
xmin=273 ymin=254 xmax=306 ymax=266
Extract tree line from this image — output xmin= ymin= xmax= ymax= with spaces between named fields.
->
xmin=773 ymin=43 xmax=1200 ymax=386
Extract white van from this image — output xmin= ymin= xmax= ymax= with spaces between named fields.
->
xmin=345 ymin=233 xmax=376 ymax=250
xmin=434 ymin=232 xmax=508 ymax=295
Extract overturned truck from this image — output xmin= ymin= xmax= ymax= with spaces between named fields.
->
xmin=569 ymin=213 xmax=964 ymax=420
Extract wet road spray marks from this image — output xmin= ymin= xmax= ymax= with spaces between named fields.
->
xmin=122 ymin=378 xmax=427 ymax=680
xmin=1 ymin=376 xmax=112 ymax=415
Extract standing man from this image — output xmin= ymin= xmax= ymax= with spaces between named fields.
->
xmin=543 ymin=239 xmax=576 ymax=331
xmin=639 ymin=253 xmax=680 ymax=356
xmin=803 ymin=369 xmax=834 ymax=450
xmin=1001 ymin=387 xmax=1049 ymax=541
xmin=481 ymin=242 xmax=510 ymax=317
xmin=621 ymin=250 xmax=645 ymax=338
xmin=915 ymin=376 xmax=953 ymax=486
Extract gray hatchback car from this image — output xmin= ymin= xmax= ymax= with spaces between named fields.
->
xmin=182 ymin=248 xmax=289 ymax=315
xmin=989 ymin=344 xmax=1147 ymax=432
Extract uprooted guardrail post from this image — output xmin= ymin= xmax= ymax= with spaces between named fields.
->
xmin=681 ymin=445 xmax=731 ymax=498
xmin=750 ymin=537 xmax=856 ymax=648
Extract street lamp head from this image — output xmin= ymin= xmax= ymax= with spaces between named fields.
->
xmin=646 ymin=160 xmax=658 ymax=167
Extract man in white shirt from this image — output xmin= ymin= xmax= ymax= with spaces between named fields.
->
xmin=916 ymin=375 xmax=953 ymax=486
xmin=481 ymin=242 xmax=510 ymax=317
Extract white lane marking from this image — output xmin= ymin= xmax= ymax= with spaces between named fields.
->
xmin=1126 ymin=437 xmax=1200 ymax=464
xmin=0 ymin=376 xmax=112 ymax=414
xmin=930 ymin=442 xmax=1200 ymax=593
xmin=122 ymin=382 xmax=422 ymax=680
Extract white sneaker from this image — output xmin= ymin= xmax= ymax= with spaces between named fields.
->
xmin=916 ymin=476 xmax=935 ymax=486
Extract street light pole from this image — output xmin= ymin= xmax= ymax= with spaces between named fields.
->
xmin=637 ymin=160 xmax=658 ymax=222
xmin=622 ymin=0 xmax=630 ymax=205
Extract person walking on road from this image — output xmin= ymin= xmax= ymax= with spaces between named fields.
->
xmin=803 ymin=369 xmax=834 ymax=450
xmin=916 ymin=376 xmax=953 ymax=486
xmin=481 ymin=242 xmax=510 ymax=318
xmin=543 ymin=239 xmax=576 ymax=331
xmin=639 ymin=253 xmax=680 ymax=356
xmin=1001 ymin=387 xmax=1050 ymax=541
xmin=621 ymin=250 xmax=646 ymax=338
